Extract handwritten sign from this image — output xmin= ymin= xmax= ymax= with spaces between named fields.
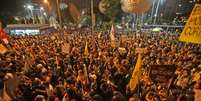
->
xmin=179 ymin=4 xmax=201 ymax=44
xmin=149 ymin=65 xmax=176 ymax=83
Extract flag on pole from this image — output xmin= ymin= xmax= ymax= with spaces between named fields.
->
xmin=83 ymin=64 xmax=89 ymax=84
xmin=110 ymin=25 xmax=115 ymax=41
xmin=84 ymin=41 xmax=89 ymax=58
xmin=0 ymin=29 xmax=9 ymax=44
xmin=129 ymin=53 xmax=142 ymax=91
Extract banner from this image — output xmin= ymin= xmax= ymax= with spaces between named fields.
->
xmin=179 ymin=4 xmax=201 ymax=44
xmin=149 ymin=65 xmax=176 ymax=83
xmin=129 ymin=54 xmax=142 ymax=91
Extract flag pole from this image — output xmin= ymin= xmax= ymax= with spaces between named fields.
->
xmin=91 ymin=0 xmax=94 ymax=34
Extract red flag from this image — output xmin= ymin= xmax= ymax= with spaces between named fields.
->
xmin=0 ymin=29 xmax=8 ymax=44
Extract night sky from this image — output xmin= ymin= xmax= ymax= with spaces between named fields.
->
xmin=0 ymin=0 xmax=25 ymax=15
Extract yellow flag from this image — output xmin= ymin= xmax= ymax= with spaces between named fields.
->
xmin=110 ymin=25 xmax=115 ymax=41
xmin=110 ymin=25 xmax=116 ymax=47
xmin=179 ymin=4 xmax=201 ymax=44
xmin=84 ymin=41 xmax=89 ymax=58
xmin=0 ymin=44 xmax=8 ymax=54
xmin=193 ymin=72 xmax=200 ymax=82
xmin=129 ymin=53 xmax=142 ymax=91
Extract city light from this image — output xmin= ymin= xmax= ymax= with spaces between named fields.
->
xmin=40 ymin=7 xmax=44 ymax=11
xmin=44 ymin=0 xmax=48 ymax=4
xmin=43 ymin=12 xmax=47 ymax=16
xmin=27 ymin=5 xmax=33 ymax=10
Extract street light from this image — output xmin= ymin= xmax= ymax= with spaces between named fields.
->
xmin=27 ymin=4 xmax=34 ymax=18
xmin=27 ymin=5 xmax=33 ymax=10
xmin=40 ymin=7 xmax=44 ymax=11
xmin=43 ymin=0 xmax=50 ymax=15
xmin=44 ymin=12 xmax=47 ymax=16
xmin=40 ymin=7 xmax=46 ymax=17
xmin=44 ymin=0 xmax=48 ymax=4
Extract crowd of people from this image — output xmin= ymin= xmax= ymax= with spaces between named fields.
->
xmin=0 ymin=29 xmax=201 ymax=101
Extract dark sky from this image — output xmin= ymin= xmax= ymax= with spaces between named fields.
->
xmin=0 ymin=0 xmax=26 ymax=15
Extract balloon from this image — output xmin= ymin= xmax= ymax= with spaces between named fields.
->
xmin=121 ymin=0 xmax=152 ymax=14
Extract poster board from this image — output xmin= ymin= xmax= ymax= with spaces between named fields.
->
xmin=149 ymin=65 xmax=176 ymax=83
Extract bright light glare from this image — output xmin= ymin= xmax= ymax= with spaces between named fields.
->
xmin=40 ymin=7 xmax=44 ymax=11
xmin=43 ymin=12 xmax=47 ymax=16
xmin=27 ymin=5 xmax=33 ymax=10
xmin=44 ymin=0 xmax=48 ymax=4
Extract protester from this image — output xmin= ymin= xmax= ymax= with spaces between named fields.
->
xmin=0 ymin=29 xmax=200 ymax=101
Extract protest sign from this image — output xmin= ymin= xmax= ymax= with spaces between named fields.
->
xmin=149 ymin=65 xmax=176 ymax=83
xmin=179 ymin=4 xmax=201 ymax=44
xmin=62 ymin=43 xmax=70 ymax=54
